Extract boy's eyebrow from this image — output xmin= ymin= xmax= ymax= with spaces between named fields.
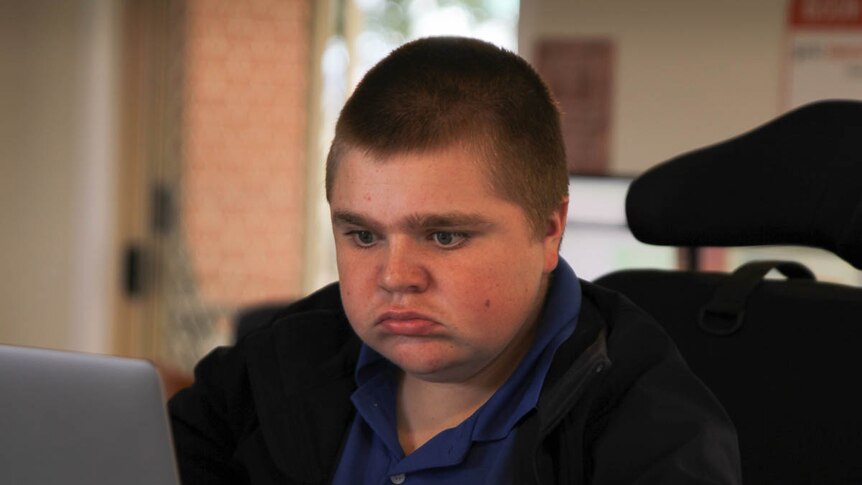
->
xmin=331 ymin=210 xmax=493 ymax=231
xmin=331 ymin=210 xmax=382 ymax=231
xmin=402 ymin=213 xmax=494 ymax=230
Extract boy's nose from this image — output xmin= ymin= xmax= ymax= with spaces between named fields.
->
xmin=378 ymin=241 xmax=429 ymax=294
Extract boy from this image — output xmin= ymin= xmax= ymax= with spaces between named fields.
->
xmin=169 ymin=36 xmax=741 ymax=484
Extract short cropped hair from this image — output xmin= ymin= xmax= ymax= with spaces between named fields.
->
xmin=325 ymin=36 xmax=568 ymax=237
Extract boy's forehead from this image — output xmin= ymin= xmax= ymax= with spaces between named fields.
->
xmin=328 ymin=145 xmax=522 ymax=214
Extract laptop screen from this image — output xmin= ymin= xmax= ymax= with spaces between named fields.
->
xmin=0 ymin=344 xmax=180 ymax=485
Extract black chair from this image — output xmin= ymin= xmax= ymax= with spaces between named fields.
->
xmin=595 ymin=100 xmax=862 ymax=484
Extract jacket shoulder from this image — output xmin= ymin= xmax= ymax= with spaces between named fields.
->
xmin=239 ymin=282 xmax=345 ymax=339
xmin=580 ymin=280 xmax=678 ymax=371
xmin=578 ymin=280 xmax=742 ymax=484
xmin=168 ymin=282 xmax=360 ymax=484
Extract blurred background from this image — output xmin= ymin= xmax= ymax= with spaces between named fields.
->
xmin=2 ymin=0 xmax=861 ymax=381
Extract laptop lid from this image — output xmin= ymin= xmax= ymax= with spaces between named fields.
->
xmin=0 ymin=344 xmax=180 ymax=485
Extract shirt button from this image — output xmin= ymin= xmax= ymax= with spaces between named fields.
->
xmin=390 ymin=473 xmax=406 ymax=484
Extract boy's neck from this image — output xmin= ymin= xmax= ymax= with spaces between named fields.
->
xmin=394 ymin=320 xmax=540 ymax=455
xmin=395 ymin=372 xmax=493 ymax=455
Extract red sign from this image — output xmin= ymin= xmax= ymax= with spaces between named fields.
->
xmin=789 ymin=0 xmax=862 ymax=29
xmin=535 ymin=39 xmax=614 ymax=175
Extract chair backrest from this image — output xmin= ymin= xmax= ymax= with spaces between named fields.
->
xmin=595 ymin=100 xmax=862 ymax=484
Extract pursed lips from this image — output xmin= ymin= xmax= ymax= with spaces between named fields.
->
xmin=375 ymin=311 xmax=441 ymax=336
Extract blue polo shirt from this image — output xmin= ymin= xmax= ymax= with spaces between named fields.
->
xmin=332 ymin=259 xmax=581 ymax=485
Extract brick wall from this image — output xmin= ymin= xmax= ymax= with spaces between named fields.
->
xmin=181 ymin=0 xmax=311 ymax=309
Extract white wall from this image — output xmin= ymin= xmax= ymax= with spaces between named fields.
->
xmin=0 ymin=0 xmax=120 ymax=352
xmin=519 ymin=0 xmax=788 ymax=173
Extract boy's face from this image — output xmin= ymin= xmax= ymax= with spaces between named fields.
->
xmin=329 ymin=145 xmax=566 ymax=384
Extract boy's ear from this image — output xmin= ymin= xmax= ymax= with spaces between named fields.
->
xmin=542 ymin=196 xmax=569 ymax=273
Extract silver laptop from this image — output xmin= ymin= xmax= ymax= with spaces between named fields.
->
xmin=0 ymin=344 xmax=181 ymax=485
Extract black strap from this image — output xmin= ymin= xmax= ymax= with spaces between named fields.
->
xmin=699 ymin=260 xmax=816 ymax=336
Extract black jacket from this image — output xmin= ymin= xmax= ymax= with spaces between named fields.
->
xmin=169 ymin=281 xmax=742 ymax=484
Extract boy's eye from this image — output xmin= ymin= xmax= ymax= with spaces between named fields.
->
xmin=432 ymin=231 xmax=467 ymax=248
xmin=351 ymin=231 xmax=376 ymax=247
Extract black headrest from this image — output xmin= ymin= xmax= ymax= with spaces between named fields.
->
xmin=626 ymin=100 xmax=862 ymax=269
